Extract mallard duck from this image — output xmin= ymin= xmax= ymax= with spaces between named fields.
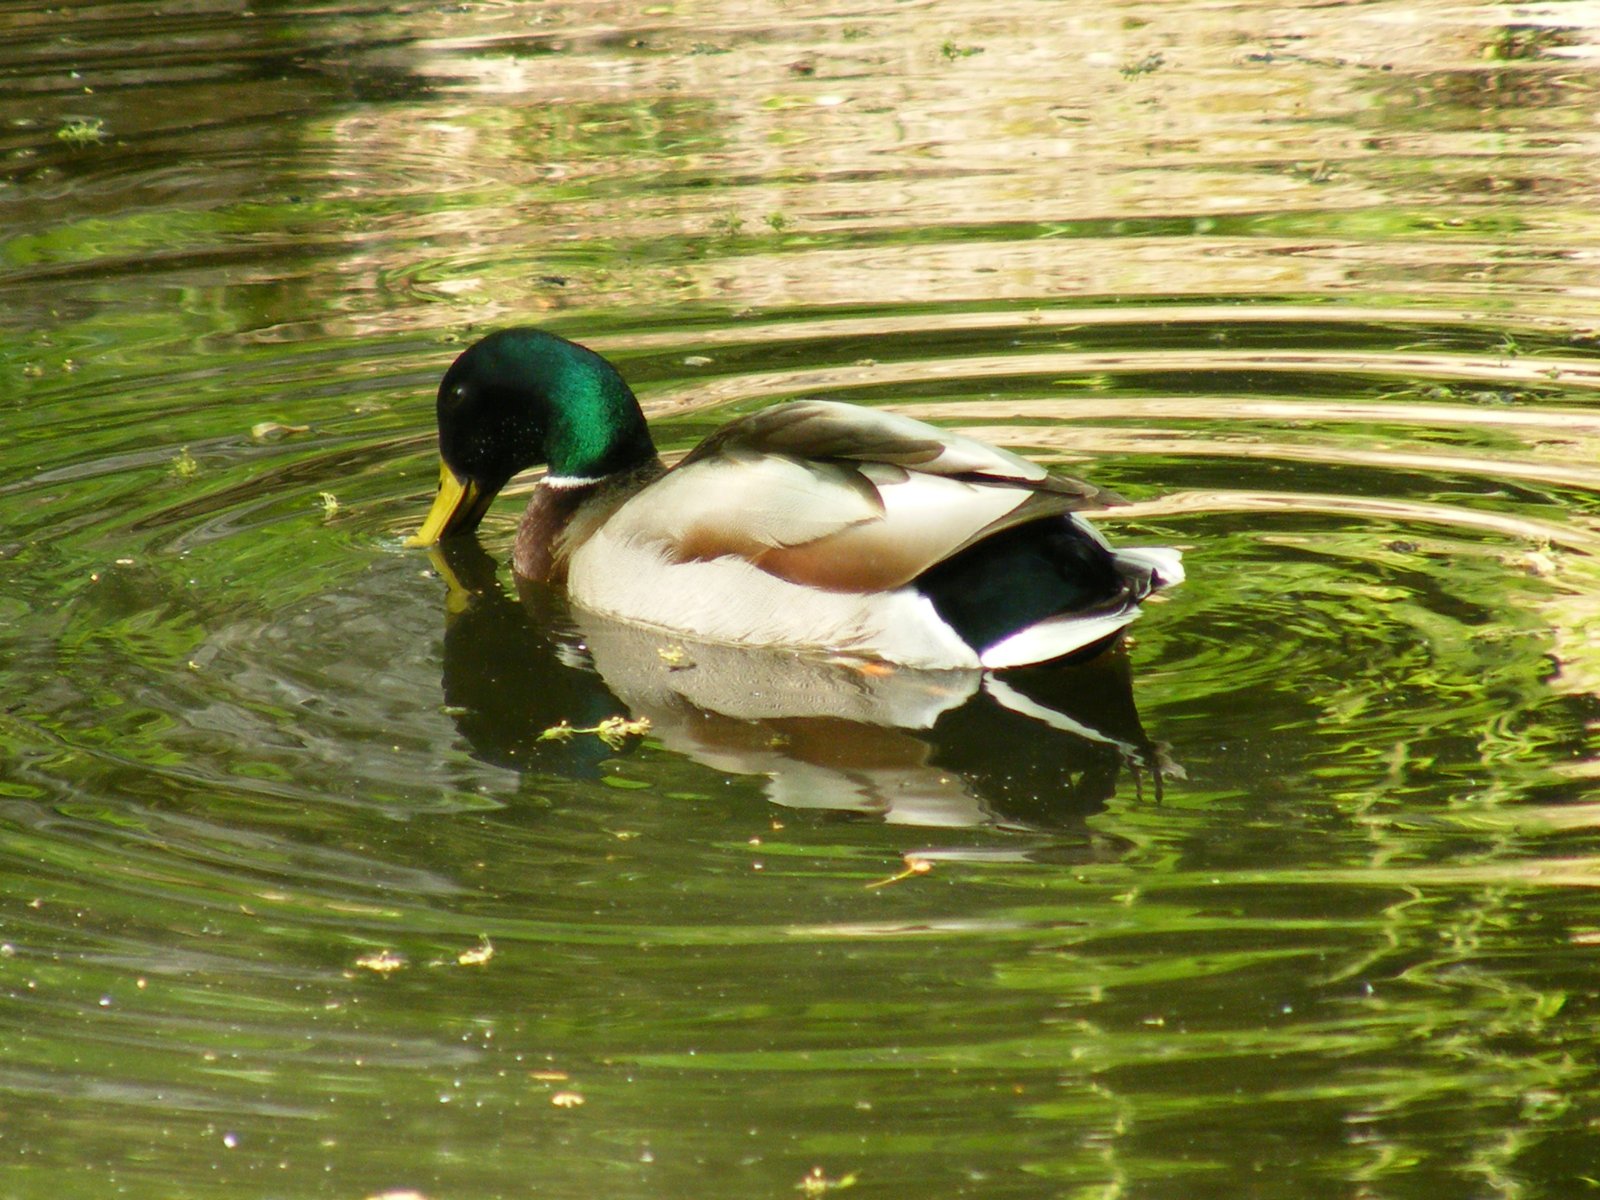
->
xmin=408 ymin=328 xmax=1183 ymax=670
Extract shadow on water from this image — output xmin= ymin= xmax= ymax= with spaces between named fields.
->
xmin=430 ymin=537 xmax=1171 ymax=842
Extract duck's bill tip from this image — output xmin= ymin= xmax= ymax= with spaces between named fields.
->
xmin=405 ymin=462 xmax=474 ymax=548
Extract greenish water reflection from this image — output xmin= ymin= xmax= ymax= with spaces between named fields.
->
xmin=5 ymin=2 xmax=1600 ymax=1198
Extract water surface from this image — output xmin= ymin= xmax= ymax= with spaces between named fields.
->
xmin=4 ymin=2 xmax=1600 ymax=1197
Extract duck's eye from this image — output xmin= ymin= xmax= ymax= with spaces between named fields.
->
xmin=443 ymin=383 xmax=469 ymax=410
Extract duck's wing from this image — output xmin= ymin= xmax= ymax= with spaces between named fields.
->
xmin=602 ymin=401 xmax=1115 ymax=593
xmin=678 ymin=400 xmax=1122 ymax=503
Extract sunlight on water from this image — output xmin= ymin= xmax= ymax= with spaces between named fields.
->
xmin=3 ymin=1 xmax=1600 ymax=1197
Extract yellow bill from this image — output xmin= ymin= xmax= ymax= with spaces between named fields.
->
xmin=405 ymin=461 xmax=484 ymax=547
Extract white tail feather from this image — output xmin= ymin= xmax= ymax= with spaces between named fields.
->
xmin=979 ymin=607 xmax=1141 ymax=670
xmin=1117 ymin=545 xmax=1185 ymax=589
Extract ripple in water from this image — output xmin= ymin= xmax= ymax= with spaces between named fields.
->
xmin=5 ymin=0 xmax=1600 ymax=1193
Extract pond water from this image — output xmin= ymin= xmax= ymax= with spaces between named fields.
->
xmin=5 ymin=1 xmax=1600 ymax=1196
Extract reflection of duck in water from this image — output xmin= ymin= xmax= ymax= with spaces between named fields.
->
xmin=575 ymin=608 xmax=1172 ymax=830
xmin=408 ymin=329 xmax=1182 ymax=670
xmin=430 ymin=539 xmax=1175 ymax=835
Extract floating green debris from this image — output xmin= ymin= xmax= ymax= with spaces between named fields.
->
xmin=1120 ymin=51 xmax=1164 ymax=79
xmin=655 ymin=644 xmax=694 ymax=669
xmin=353 ymin=949 xmax=406 ymax=975
xmin=797 ymin=1167 xmax=859 ymax=1195
xmin=56 ymin=117 xmax=106 ymax=145
xmin=864 ymin=857 xmax=932 ymax=890
xmin=539 ymin=715 xmax=652 ymax=749
xmin=710 ymin=210 xmax=744 ymax=238
xmin=250 ymin=421 xmax=310 ymax=441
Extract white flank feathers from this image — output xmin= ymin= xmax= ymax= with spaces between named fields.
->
xmin=567 ymin=534 xmax=984 ymax=670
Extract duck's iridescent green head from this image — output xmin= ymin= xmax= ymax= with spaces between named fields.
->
xmin=407 ymin=328 xmax=656 ymax=547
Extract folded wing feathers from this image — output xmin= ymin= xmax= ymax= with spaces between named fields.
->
xmin=624 ymin=399 xmax=1123 ymax=589
xmin=682 ymin=399 xmax=1114 ymax=486
xmin=607 ymin=453 xmax=883 ymax=560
